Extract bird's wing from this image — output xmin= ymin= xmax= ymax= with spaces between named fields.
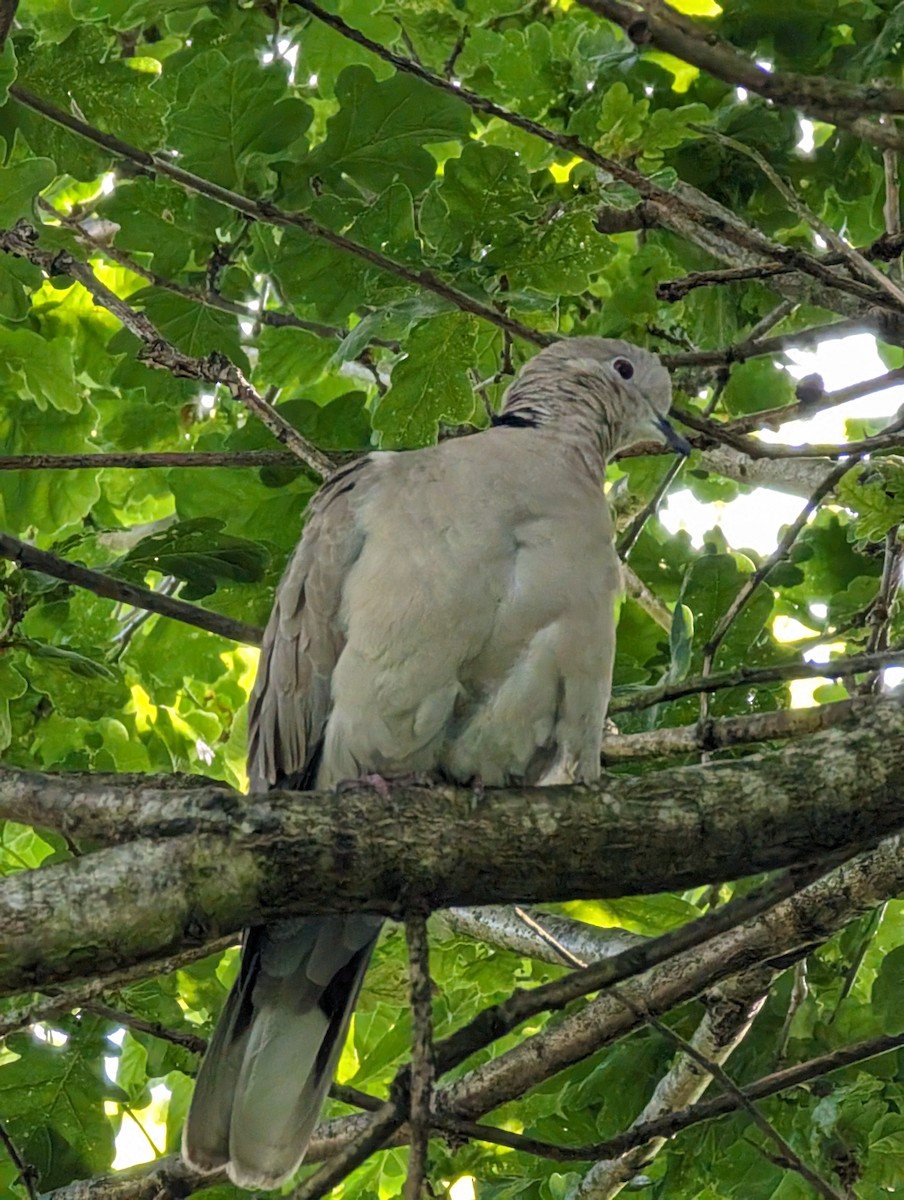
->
xmin=246 ymin=457 xmax=373 ymax=792
xmin=184 ymin=455 xmax=385 ymax=1189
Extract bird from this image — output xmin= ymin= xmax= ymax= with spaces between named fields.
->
xmin=181 ymin=335 xmax=688 ymax=1190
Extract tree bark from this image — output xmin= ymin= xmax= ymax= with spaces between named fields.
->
xmin=1 ymin=700 xmax=904 ymax=996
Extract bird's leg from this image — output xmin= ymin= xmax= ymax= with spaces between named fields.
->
xmin=336 ymin=771 xmax=437 ymax=799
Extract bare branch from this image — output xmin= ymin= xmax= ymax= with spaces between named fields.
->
xmin=703 ymin=128 xmax=904 ymax=312
xmin=444 ymin=905 xmax=646 ymax=965
xmin=658 ymin=234 xmax=904 ymax=303
xmin=432 ymin=865 xmax=825 ymax=1079
xmin=0 ymin=0 xmax=18 ymax=49
xmin=81 ymin=1001 xmax=207 ymax=1055
xmin=576 ymin=972 xmax=769 ymax=1198
xmin=437 ymin=835 xmax=903 ymax=1123
xmin=289 ymin=1105 xmax=402 ymax=1200
xmin=0 ymin=532 xmax=263 ymax=646
xmin=723 ymin=366 xmax=904 ymax=436
xmin=0 ymin=450 xmax=305 ymax=471
xmin=701 ymin=457 xmax=857 ymax=678
xmin=8 ymin=697 xmax=904 ymax=994
xmin=403 ymin=912 xmax=434 ymax=1200
xmin=621 ymin=563 xmax=672 ymax=630
xmin=40 ymin=1024 xmax=904 ymax=1199
xmin=610 ymin=648 xmax=904 ymax=712
xmin=38 ymin=195 xmax=346 ymax=342
xmin=608 ymin=983 xmax=844 ymax=1199
xmin=602 ymin=697 xmax=877 ymax=760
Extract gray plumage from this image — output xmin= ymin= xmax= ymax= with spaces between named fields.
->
xmin=182 ymin=336 xmax=681 ymax=1190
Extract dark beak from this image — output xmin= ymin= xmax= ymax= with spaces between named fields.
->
xmin=656 ymin=414 xmax=692 ymax=456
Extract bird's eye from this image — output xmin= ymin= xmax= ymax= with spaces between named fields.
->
xmin=613 ymin=358 xmax=634 ymax=380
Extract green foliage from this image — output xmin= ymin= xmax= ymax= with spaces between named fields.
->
xmin=0 ymin=0 xmax=902 ymax=1197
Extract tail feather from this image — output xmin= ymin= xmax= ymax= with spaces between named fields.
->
xmin=182 ymin=916 xmax=381 ymax=1190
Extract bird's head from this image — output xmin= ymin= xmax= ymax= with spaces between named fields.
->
xmin=500 ymin=337 xmax=690 ymax=456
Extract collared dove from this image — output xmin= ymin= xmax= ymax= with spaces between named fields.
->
xmin=182 ymin=336 xmax=687 ymax=1189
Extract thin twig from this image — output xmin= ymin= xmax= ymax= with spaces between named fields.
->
xmin=701 ymin=127 xmax=904 ymax=311
xmin=0 ymin=0 xmax=18 ymax=49
xmin=723 ymin=366 xmax=904 ymax=437
xmin=0 ymin=532 xmax=263 ymax=646
xmin=0 ymin=221 xmax=336 ymax=480
xmin=608 ymin=646 xmax=904 ymax=713
xmin=861 ymin=528 xmax=902 ymax=693
xmin=663 ymin=317 xmax=869 ymax=369
xmin=602 ymin=697 xmax=875 ymax=759
xmin=0 ymin=450 xmax=309 ymax=470
xmin=830 ymin=903 xmax=887 ymax=1022
xmin=700 ymin=455 xmax=864 ymax=679
xmin=776 ymin=960 xmax=809 ymax=1064
xmin=37 ymin=195 xmax=346 ymax=342
xmin=658 ymin=235 xmax=904 ymax=302
xmin=403 ymin=912 xmax=434 ymax=1200
xmin=0 ymin=1121 xmax=38 ymax=1200
xmin=884 ymin=128 xmax=902 ymax=282
xmin=289 ymin=1104 xmax=403 ymax=1200
xmin=433 ymin=863 xmax=828 ymax=1075
xmin=82 ymin=1001 xmax=208 ymax=1054
xmin=618 ymin=456 xmax=685 ymax=558
xmin=8 ymin=88 xmax=551 ymax=350
xmin=611 ymin=988 xmax=845 ymax=1200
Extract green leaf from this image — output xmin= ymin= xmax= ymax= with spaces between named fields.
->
xmin=486 ymin=210 xmax=615 ymax=296
xmin=17 ymin=637 xmax=117 ymax=679
xmin=0 ymin=37 xmax=15 ymax=105
xmin=668 ymin=603 xmax=694 ymax=681
xmin=456 ymin=25 xmax=562 ymax=120
xmin=873 ymin=945 xmax=904 ymax=1034
xmin=0 ymin=393 xmax=100 ymax=538
xmin=0 ymin=324 xmax=80 ymax=413
xmin=0 ymin=149 xmax=56 ymax=226
xmin=167 ymin=49 xmax=312 ymax=191
xmin=17 ymin=27 xmax=167 ymax=171
xmin=118 ymin=287 xmax=249 ymax=370
xmin=114 ymin=517 xmax=271 ymax=600
xmin=722 ymin=358 xmax=797 ymax=417
xmin=420 ymin=142 xmax=544 ymax=258
xmin=285 ymin=65 xmax=471 ymax=200
xmin=837 ymin=460 xmax=904 ymax=543
xmin=1 ymin=1022 xmax=122 ymax=1189
xmin=678 ymin=551 xmax=774 ymax=673
xmin=372 ymin=314 xmax=479 ymax=448
xmin=277 ymin=393 xmax=374 ymax=453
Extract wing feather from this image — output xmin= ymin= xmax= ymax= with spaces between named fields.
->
xmin=247 ymin=458 xmax=374 ymax=792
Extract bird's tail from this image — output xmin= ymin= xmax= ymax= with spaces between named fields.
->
xmin=182 ymin=915 xmax=382 ymax=1190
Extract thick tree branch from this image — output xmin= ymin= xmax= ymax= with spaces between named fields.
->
xmin=437 ymin=834 xmax=903 ymax=1122
xmin=444 ymin=906 xmax=646 ymax=964
xmin=0 ymin=450 xmax=305 ymax=470
xmin=3 ymin=698 xmax=904 ymax=994
xmin=577 ymin=0 xmax=904 ymax=151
